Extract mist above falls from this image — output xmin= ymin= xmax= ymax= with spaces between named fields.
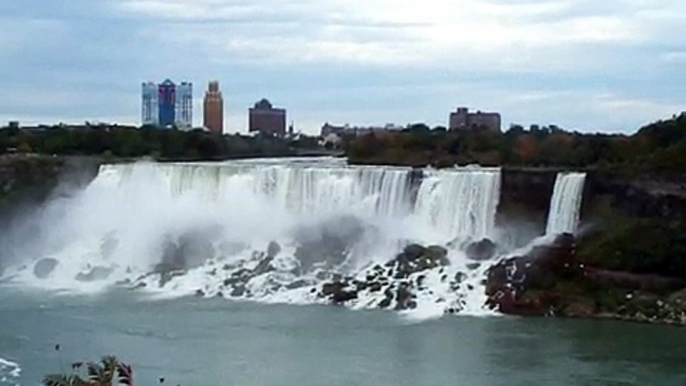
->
xmin=0 ymin=158 xmax=586 ymax=318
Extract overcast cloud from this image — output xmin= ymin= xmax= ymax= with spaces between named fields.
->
xmin=0 ymin=0 xmax=684 ymax=134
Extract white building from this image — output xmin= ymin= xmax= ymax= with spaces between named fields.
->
xmin=175 ymin=82 xmax=193 ymax=129
xmin=141 ymin=82 xmax=159 ymax=126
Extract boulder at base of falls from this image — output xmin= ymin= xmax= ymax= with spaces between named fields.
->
xmin=394 ymin=283 xmax=417 ymax=311
xmin=267 ymin=241 xmax=281 ymax=258
xmin=389 ymin=244 xmax=450 ymax=279
xmin=321 ymin=281 xmax=358 ymax=303
xmin=216 ymin=252 xmax=291 ymax=298
xmin=75 ymin=266 xmax=113 ymax=282
xmin=466 ymin=239 xmax=497 ymax=261
xmin=318 ymin=244 xmax=452 ymax=310
xmin=33 ymin=258 xmax=59 ymax=279
xmin=485 ymin=233 xmax=686 ymax=325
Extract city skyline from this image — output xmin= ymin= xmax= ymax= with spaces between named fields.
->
xmin=0 ymin=0 xmax=684 ymax=134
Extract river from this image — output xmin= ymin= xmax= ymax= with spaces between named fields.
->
xmin=1 ymin=288 xmax=685 ymax=386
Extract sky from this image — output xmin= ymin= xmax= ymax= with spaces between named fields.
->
xmin=0 ymin=0 xmax=684 ymax=135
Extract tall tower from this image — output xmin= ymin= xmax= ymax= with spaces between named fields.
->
xmin=141 ymin=82 xmax=159 ymax=126
xmin=176 ymin=82 xmax=193 ymax=129
xmin=203 ymin=81 xmax=224 ymax=134
xmin=158 ymin=79 xmax=176 ymax=128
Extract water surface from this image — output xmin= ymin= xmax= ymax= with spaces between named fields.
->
xmin=1 ymin=289 xmax=685 ymax=386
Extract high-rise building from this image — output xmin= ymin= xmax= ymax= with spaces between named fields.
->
xmin=449 ymin=107 xmax=501 ymax=132
xmin=141 ymin=79 xmax=193 ymax=129
xmin=249 ymin=98 xmax=286 ymax=137
xmin=176 ymin=82 xmax=193 ymax=129
xmin=203 ymin=81 xmax=223 ymax=134
xmin=158 ymin=79 xmax=176 ymax=127
xmin=141 ymin=82 xmax=159 ymax=126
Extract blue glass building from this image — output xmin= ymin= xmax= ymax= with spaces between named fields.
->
xmin=158 ymin=79 xmax=176 ymax=127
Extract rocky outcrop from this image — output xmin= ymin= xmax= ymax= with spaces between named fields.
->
xmin=466 ymin=239 xmax=497 ymax=261
xmin=497 ymin=167 xmax=686 ymax=248
xmin=75 ymin=266 xmax=113 ymax=282
xmin=485 ymin=234 xmax=686 ymax=325
xmin=584 ymin=171 xmax=686 ymax=221
xmin=497 ymin=168 xmax=558 ymax=247
xmin=319 ymin=244 xmax=452 ymax=311
xmin=389 ymin=244 xmax=449 ymax=279
xmin=33 ymin=258 xmax=59 ymax=279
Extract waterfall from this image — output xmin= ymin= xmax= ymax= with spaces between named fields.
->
xmin=414 ymin=168 xmax=501 ymax=243
xmin=546 ymin=172 xmax=586 ymax=235
xmin=1 ymin=158 xmax=506 ymax=318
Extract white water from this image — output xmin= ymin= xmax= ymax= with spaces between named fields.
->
xmin=415 ymin=168 xmax=501 ymax=242
xmin=0 ymin=159 xmax=585 ymax=319
xmin=0 ymin=358 xmax=20 ymax=386
xmin=546 ymin=172 xmax=586 ymax=236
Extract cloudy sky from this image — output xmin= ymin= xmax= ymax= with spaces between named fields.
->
xmin=0 ymin=0 xmax=684 ymax=134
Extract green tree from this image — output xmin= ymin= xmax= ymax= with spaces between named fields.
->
xmin=43 ymin=356 xmax=133 ymax=386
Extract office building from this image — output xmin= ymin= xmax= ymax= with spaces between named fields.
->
xmin=141 ymin=82 xmax=159 ymax=126
xmin=140 ymin=79 xmax=193 ymax=128
xmin=176 ymin=82 xmax=193 ymax=129
xmin=449 ymin=107 xmax=501 ymax=132
xmin=203 ymin=81 xmax=224 ymax=134
xmin=249 ymin=99 xmax=286 ymax=137
xmin=158 ymin=79 xmax=176 ymax=127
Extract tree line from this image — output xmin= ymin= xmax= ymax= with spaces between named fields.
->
xmin=345 ymin=113 xmax=686 ymax=172
xmin=0 ymin=125 xmax=321 ymax=161
xmin=2 ymin=113 xmax=685 ymax=172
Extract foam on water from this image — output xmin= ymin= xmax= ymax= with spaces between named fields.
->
xmin=0 ymin=358 xmax=21 ymax=386
xmin=0 ymin=159 xmax=586 ymax=319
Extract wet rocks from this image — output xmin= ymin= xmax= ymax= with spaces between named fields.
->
xmin=230 ymin=285 xmax=246 ymax=297
xmin=267 ymin=241 xmax=281 ymax=258
xmin=484 ymin=233 xmax=686 ymax=325
xmin=394 ymin=283 xmax=417 ymax=310
xmin=159 ymin=270 xmax=187 ymax=288
xmin=285 ymin=279 xmax=314 ymax=290
xmin=485 ymin=234 xmax=582 ymax=316
xmin=317 ymin=244 xmax=451 ymax=310
xmin=33 ymin=258 xmax=59 ymax=279
xmin=253 ymin=256 xmax=276 ymax=276
xmin=75 ymin=266 xmax=113 ymax=282
xmin=466 ymin=239 xmax=497 ymax=261
xmin=391 ymin=244 xmax=449 ymax=279
xmin=321 ymin=281 xmax=358 ymax=303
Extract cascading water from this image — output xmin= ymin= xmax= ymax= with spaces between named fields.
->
xmin=546 ymin=172 xmax=586 ymax=236
xmin=0 ymin=158 xmax=586 ymax=319
xmin=414 ymin=168 xmax=501 ymax=244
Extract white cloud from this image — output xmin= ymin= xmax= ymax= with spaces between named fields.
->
xmin=112 ymin=0 xmax=675 ymax=69
xmin=0 ymin=0 xmax=683 ymax=132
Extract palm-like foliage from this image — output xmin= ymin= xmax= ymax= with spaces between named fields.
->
xmin=43 ymin=374 xmax=89 ymax=386
xmin=43 ymin=356 xmax=133 ymax=386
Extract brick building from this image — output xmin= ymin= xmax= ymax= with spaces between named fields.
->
xmin=249 ymin=99 xmax=286 ymax=137
xmin=449 ymin=107 xmax=501 ymax=132
xmin=203 ymin=81 xmax=224 ymax=134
